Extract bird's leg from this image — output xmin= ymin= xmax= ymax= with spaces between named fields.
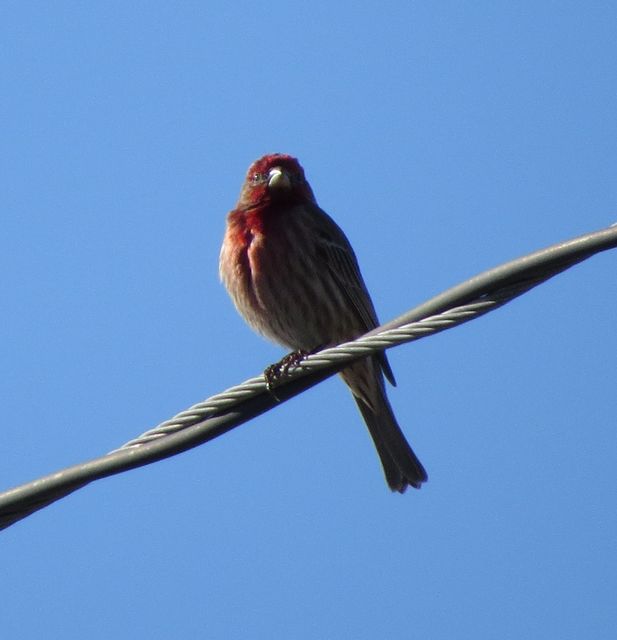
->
xmin=280 ymin=349 xmax=310 ymax=375
xmin=264 ymin=349 xmax=311 ymax=397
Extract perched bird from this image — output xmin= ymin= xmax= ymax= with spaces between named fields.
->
xmin=220 ymin=153 xmax=427 ymax=492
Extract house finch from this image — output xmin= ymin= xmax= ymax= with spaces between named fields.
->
xmin=220 ymin=153 xmax=427 ymax=492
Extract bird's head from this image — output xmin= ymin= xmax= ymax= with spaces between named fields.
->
xmin=237 ymin=153 xmax=316 ymax=208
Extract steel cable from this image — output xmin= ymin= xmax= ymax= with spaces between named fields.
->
xmin=1 ymin=224 xmax=615 ymax=531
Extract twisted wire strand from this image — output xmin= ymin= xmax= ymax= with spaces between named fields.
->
xmin=1 ymin=224 xmax=615 ymax=531
xmin=116 ymin=297 xmax=498 ymax=450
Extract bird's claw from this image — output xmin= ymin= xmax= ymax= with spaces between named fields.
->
xmin=264 ymin=350 xmax=310 ymax=399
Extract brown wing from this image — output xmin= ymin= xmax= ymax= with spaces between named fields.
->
xmin=310 ymin=204 xmax=396 ymax=386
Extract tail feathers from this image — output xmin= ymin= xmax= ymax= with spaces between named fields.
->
xmin=355 ymin=396 xmax=427 ymax=493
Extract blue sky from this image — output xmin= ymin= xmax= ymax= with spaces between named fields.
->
xmin=2 ymin=2 xmax=616 ymax=638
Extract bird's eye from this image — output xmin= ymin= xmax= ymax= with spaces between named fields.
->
xmin=250 ymin=172 xmax=267 ymax=185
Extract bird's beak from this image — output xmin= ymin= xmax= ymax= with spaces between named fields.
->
xmin=267 ymin=167 xmax=291 ymax=190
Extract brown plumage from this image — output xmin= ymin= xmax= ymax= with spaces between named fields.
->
xmin=220 ymin=153 xmax=427 ymax=491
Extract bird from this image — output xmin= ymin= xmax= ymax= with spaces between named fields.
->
xmin=219 ymin=153 xmax=427 ymax=492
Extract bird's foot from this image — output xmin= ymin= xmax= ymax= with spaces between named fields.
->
xmin=264 ymin=350 xmax=310 ymax=398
